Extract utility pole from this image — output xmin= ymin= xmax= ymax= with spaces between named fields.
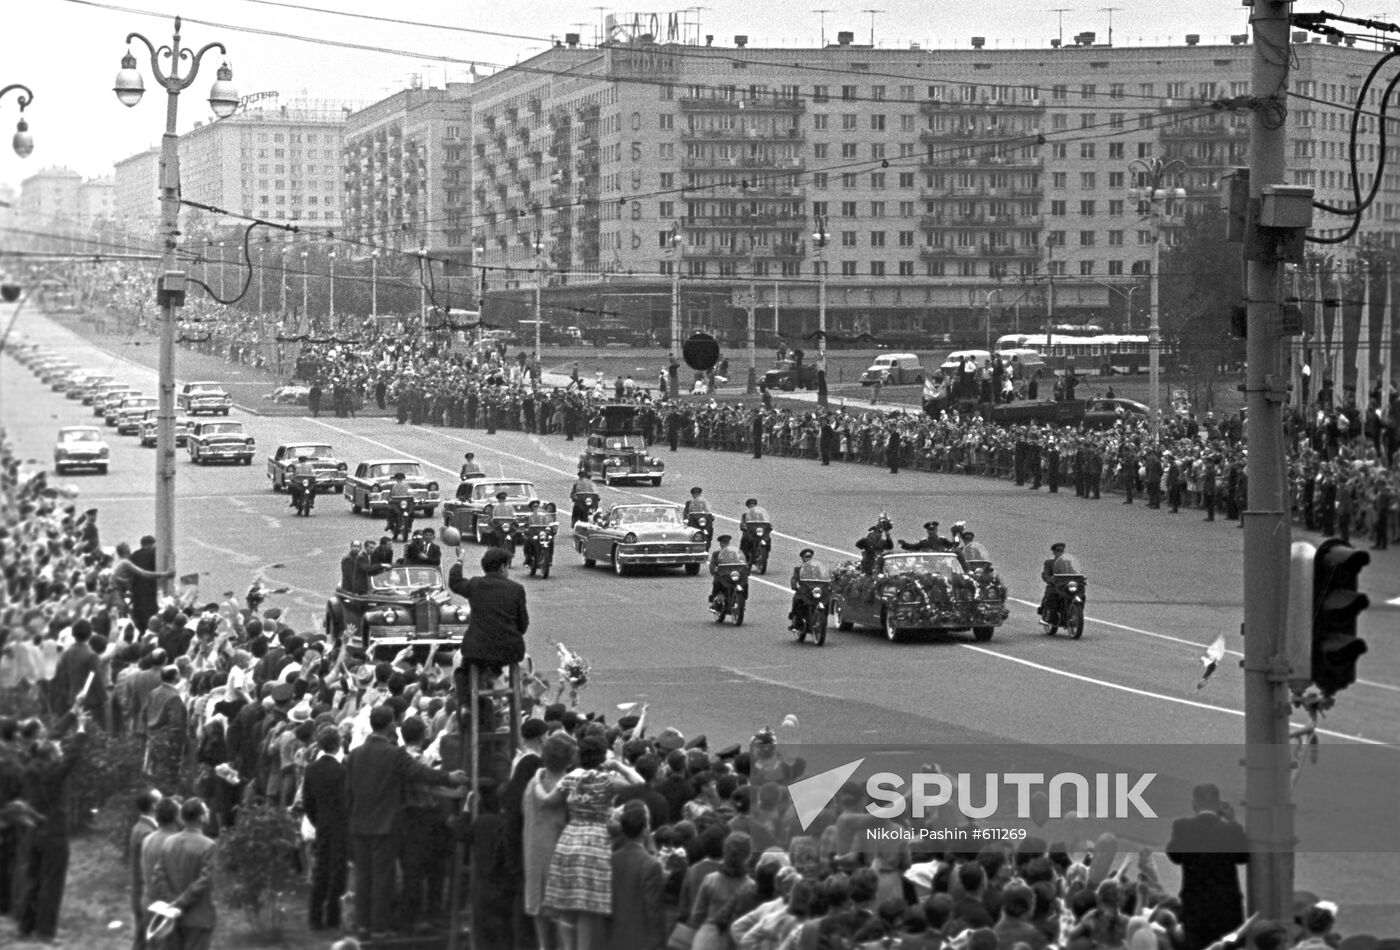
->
xmin=1243 ymin=0 xmax=1295 ymax=925
xmin=747 ymin=233 xmax=757 ymax=394
xmin=669 ymin=227 xmax=682 ymax=398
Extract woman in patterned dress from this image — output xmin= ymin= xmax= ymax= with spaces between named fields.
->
xmin=538 ymin=734 xmax=643 ymax=950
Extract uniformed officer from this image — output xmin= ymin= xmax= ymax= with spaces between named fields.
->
xmin=387 ymin=471 xmax=415 ymax=539
xmin=1038 ymin=542 xmax=1079 ymax=615
xmin=708 ymin=534 xmax=746 ymax=606
xmin=788 ymin=548 xmax=831 ymax=630
xmin=460 ymin=452 xmax=485 ymax=482
xmin=481 ymin=490 xmax=512 ymax=548
xmin=570 ymin=470 xmax=599 ymax=525
xmin=738 ymin=497 xmax=772 ymax=562
xmin=522 ymin=500 xmax=554 ymax=570
xmin=683 ymin=486 xmax=713 ymax=544
xmin=898 ymin=521 xmax=952 ymax=552
xmin=289 ymin=454 xmax=317 ymax=514
xmin=857 ymin=518 xmax=894 ymax=573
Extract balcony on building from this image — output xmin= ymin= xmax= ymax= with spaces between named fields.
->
xmin=679 ymin=95 xmax=805 ymax=113
xmin=919 ymin=97 xmax=1046 ymax=116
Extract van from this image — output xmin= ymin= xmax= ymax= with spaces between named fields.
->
xmin=861 ymin=353 xmax=927 ymax=386
xmin=939 ymin=349 xmax=993 ymax=376
xmin=995 ymin=347 xmax=1047 ymax=378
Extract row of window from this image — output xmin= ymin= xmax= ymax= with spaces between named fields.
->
xmin=655 ymin=259 xmax=1143 ymax=277
xmin=662 ymin=79 xmax=1243 ymax=105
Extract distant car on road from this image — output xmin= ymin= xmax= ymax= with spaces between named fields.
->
xmin=861 ymin=353 xmax=926 ymax=386
xmin=762 ymin=360 xmax=819 ymax=392
xmin=573 ymin=503 xmax=707 ymax=576
xmin=115 ymin=396 xmax=159 ymax=434
xmin=177 ymin=381 xmax=234 ymax=416
xmin=1081 ymin=397 xmax=1151 ymax=430
xmin=267 ymin=442 xmax=349 ymax=493
xmin=344 ymin=459 xmax=441 ymax=517
xmin=137 ymin=409 xmax=192 ymax=448
xmin=54 ymin=426 xmax=111 ymax=475
xmin=187 ymin=419 xmax=255 ymax=465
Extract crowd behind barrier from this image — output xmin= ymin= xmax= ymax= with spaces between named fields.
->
xmin=0 ymin=411 xmax=1389 ymax=950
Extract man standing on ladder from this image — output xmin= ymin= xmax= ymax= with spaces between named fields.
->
xmin=448 ymin=547 xmax=530 ymax=721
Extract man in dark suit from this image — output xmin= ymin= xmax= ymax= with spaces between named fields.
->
xmin=301 ymin=726 xmax=349 ymax=932
xmin=150 ymin=797 xmax=218 ymax=950
xmin=339 ymin=542 xmax=360 ymax=590
xmin=501 ymin=718 xmax=546 ymax=946
xmin=345 ymin=705 xmax=467 ymax=940
xmin=609 ymin=800 xmax=665 ymax=950
xmin=448 ymin=547 xmax=529 ymax=679
xmin=129 ymin=535 xmax=161 ymax=633
xmin=352 ymin=539 xmax=387 ymax=595
xmin=50 ymin=617 xmax=108 ymax=728
xmin=1165 ymin=783 xmax=1249 ymax=950
xmin=16 ymin=711 xmax=90 ymax=943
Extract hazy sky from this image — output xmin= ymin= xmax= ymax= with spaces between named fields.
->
xmin=0 ymin=0 xmax=1326 ymax=193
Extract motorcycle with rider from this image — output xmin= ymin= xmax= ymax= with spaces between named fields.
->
xmin=788 ymin=548 xmax=832 ymax=645
xmin=739 ymin=497 xmax=772 ymax=574
xmin=288 ymin=454 xmax=318 ymax=517
xmin=709 ymin=533 xmax=750 ymax=625
xmin=1038 ymin=542 xmax=1087 ymax=638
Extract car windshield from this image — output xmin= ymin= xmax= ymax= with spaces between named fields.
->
xmin=201 ymin=423 xmax=245 ymax=435
xmin=371 ymin=567 xmax=442 ymax=591
xmin=614 ymin=506 xmax=681 ymax=525
xmin=124 ymin=399 xmax=156 ymax=409
xmin=287 ymin=444 xmax=333 ymax=458
xmin=473 ymin=482 xmax=536 ymax=501
xmin=883 ymin=553 xmax=964 ymax=578
xmin=598 ymin=436 xmax=643 ymax=451
xmin=368 ymin=462 xmax=422 ymax=478
xmin=62 ymin=429 xmax=103 ymax=442
xmin=189 ymin=384 xmax=224 ymax=393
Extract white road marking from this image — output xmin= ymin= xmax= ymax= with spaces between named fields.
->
xmin=307 ymin=418 xmax=1400 ymax=702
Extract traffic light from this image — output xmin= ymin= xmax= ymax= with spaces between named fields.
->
xmin=1312 ymin=539 xmax=1370 ymax=696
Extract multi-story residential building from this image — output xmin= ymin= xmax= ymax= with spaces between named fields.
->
xmin=341 ymin=83 xmax=474 ymax=261
xmin=113 ymin=147 xmax=161 ymax=244
xmin=467 ymin=29 xmax=1395 ymax=340
xmin=77 ymin=176 xmax=116 ymax=229
xmin=174 ymin=100 xmax=346 ymax=236
xmin=18 ymin=166 xmax=82 ymax=229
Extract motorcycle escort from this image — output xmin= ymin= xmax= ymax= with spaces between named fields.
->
xmin=710 ymin=563 xmax=751 ymax=626
xmin=389 ymin=497 xmax=415 ymax=542
xmin=290 ymin=475 xmax=317 ymax=517
xmin=491 ymin=516 xmax=521 ymax=560
xmin=741 ymin=521 xmax=772 ymax=574
xmin=571 ymin=491 xmax=601 ymax=526
xmin=1041 ymin=574 xmax=1087 ymax=639
xmin=792 ymin=579 xmax=832 ymax=646
xmin=523 ymin=523 xmax=557 ymax=578
xmin=686 ymin=511 xmax=715 ymax=548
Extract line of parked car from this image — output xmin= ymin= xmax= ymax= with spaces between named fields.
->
xmin=8 ymin=341 xmax=256 ymax=474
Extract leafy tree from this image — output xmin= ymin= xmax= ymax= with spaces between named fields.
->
xmin=218 ymin=802 xmax=303 ymax=936
xmin=1159 ymin=205 xmax=1245 ymax=413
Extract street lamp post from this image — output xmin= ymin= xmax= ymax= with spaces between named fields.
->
xmin=812 ymin=215 xmax=829 ymax=405
xmin=1127 ymin=157 xmax=1186 ymax=442
xmin=370 ymin=249 xmax=379 ymax=318
xmin=328 ymin=250 xmax=337 ymax=331
xmin=113 ymin=16 xmax=236 ymax=586
xmin=983 ymin=288 xmax=1002 ymax=352
xmin=669 ymin=228 xmax=683 ymax=396
xmin=1 ymin=84 xmax=36 ymax=157
xmin=256 ymin=243 xmax=264 ymax=313
xmin=746 ymin=232 xmax=758 ymax=395
xmin=217 ymin=241 xmax=226 ymax=298
xmin=533 ymin=236 xmax=547 ymax=352
xmin=301 ymin=251 xmax=309 ymax=325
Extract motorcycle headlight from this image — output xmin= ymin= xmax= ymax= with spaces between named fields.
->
xmin=755 ymin=527 xmax=765 ymax=536
xmin=1067 ymin=582 xmax=1079 ymax=593
xmin=338 ymin=461 xmax=348 ymax=470
xmin=812 ymin=587 xmax=824 ymax=598
xmin=245 ymin=438 xmax=255 ymax=446
xmin=691 ymin=531 xmax=705 ymax=542
xmin=455 ymin=606 xmax=471 ymax=622
xmin=428 ymin=481 xmax=439 ymax=492
xmin=623 ymin=532 xmax=637 ymax=545
xmin=729 ymin=570 xmax=741 ymax=581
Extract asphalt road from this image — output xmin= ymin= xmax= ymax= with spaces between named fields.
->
xmin=4 ymin=307 xmax=1398 ymax=927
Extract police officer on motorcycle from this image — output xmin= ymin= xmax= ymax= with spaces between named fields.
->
xmin=708 ymin=534 xmax=746 ymax=606
xmin=1038 ymin=542 xmax=1080 ymax=616
xmin=387 ymin=472 xmax=415 ymax=540
xmin=460 ymin=451 xmax=485 ymax=481
xmin=522 ymin=499 xmax=554 ymax=568
xmin=570 ymin=470 xmax=600 ymax=525
xmin=289 ymin=454 xmax=317 ymax=515
xmin=483 ymin=490 xmax=512 ymax=548
xmin=683 ymin=486 xmax=713 ymax=543
xmin=788 ymin=548 xmax=831 ymax=631
xmin=738 ymin=497 xmax=771 ymax=562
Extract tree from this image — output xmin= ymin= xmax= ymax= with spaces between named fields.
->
xmin=1159 ymin=205 xmax=1245 ymax=414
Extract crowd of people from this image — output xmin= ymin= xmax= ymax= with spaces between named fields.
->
xmin=0 ymin=399 xmax=1387 ymax=950
xmin=95 ymin=285 xmax=1397 ymax=549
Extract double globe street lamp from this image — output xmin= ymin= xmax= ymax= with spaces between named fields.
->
xmin=113 ymin=16 xmax=237 ymax=587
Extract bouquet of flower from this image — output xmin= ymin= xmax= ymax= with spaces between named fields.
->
xmin=554 ymin=642 xmax=591 ymax=708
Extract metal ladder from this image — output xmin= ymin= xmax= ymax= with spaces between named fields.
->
xmin=445 ymin=662 xmax=521 ymax=950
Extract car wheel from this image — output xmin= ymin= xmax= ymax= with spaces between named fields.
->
xmin=612 ymin=548 xmax=626 ymax=576
xmin=883 ymin=610 xmax=902 ymax=643
xmin=973 ymin=626 xmax=994 ymax=642
xmin=651 ymin=476 xmax=662 ymax=487
xmin=351 ymin=498 xmax=362 ymax=514
xmin=243 ymin=457 xmax=252 ymax=466
xmin=582 ymin=549 xmax=596 ymax=568
xmin=832 ymin=600 xmax=854 ymax=632
xmin=272 ymin=474 xmax=283 ymax=492
xmin=423 ymin=507 xmax=436 ymax=519
xmin=684 ymin=562 xmax=700 ymax=576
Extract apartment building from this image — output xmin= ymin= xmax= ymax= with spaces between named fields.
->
xmin=113 ymin=147 xmax=161 ymax=244
xmin=467 ymin=30 xmax=1395 ymax=337
xmin=172 ymin=101 xmax=346 ymax=236
xmin=342 ymin=83 xmax=474 ymax=261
